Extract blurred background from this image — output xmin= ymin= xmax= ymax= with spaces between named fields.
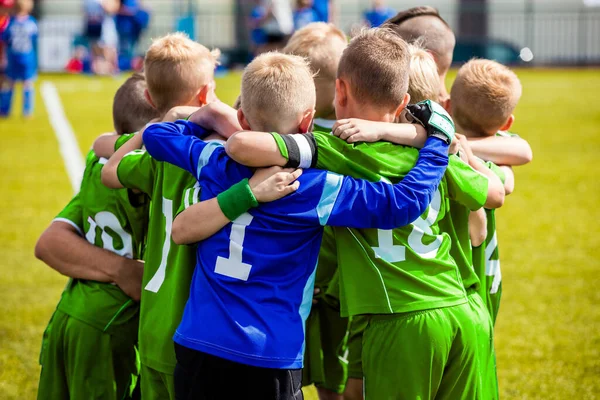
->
xmin=25 ymin=0 xmax=600 ymax=73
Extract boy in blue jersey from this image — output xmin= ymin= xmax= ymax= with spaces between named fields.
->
xmin=364 ymin=0 xmax=395 ymax=27
xmin=0 ymin=0 xmax=36 ymax=117
xmin=141 ymin=52 xmax=455 ymax=400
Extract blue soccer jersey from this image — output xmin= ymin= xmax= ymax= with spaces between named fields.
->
xmin=143 ymin=120 xmax=449 ymax=369
xmin=3 ymin=15 xmax=37 ymax=81
xmin=364 ymin=7 xmax=395 ymax=28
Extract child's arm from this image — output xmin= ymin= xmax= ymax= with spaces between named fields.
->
xmin=225 ymin=131 xmax=288 ymax=167
xmin=102 ymin=131 xmax=144 ymax=189
xmin=500 ymin=165 xmax=515 ymax=195
xmin=172 ymin=167 xmax=302 ymax=244
xmin=92 ymin=133 xmax=119 ymax=159
xmin=467 ymin=135 xmax=533 ymax=166
xmin=187 ymin=101 xmax=242 ymax=139
xmin=469 ymin=208 xmax=487 ymax=247
xmin=332 ymin=118 xmax=427 ymax=147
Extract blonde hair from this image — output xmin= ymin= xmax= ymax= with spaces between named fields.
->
xmin=338 ymin=28 xmax=410 ymax=109
xmin=144 ymin=33 xmax=220 ymax=113
xmin=241 ymin=52 xmax=315 ymax=133
xmin=283 ymin=22 xmax=347 ymax=80
xmin=451 ymin=59 xmax=522 ymax=135
xmin=407 ymin=44 xmax=440 ymax=103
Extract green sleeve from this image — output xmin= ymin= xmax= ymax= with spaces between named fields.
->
xmin=485 ymin=161 xmax=506 ymax=184
xmin=269 ymin=132 xmax=289 ymax=160
xmin=446 ymin=155 xmax=489 ymax=211
xmin=54 ymin=193 xmax=84 ymax=235
xmin=116 ymin=149 xmax=156 ymax=196
xmin=114 ymin=133 xmax=136 ymax=151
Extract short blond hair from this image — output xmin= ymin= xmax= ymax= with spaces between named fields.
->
xmin=283 ymin=22 xmax=347 ymax=81
xmin=451 ymin=59 xmax=522 ymax=135
xmin=241 ymin=52 xmax=315 ymax=133
xmin=144 ymin=33 xmax=220 ymax=113
xmin=338 ymin=28 xmax=410 ymax=109
xmin=407 ymin=44 xmax=440 ymax=103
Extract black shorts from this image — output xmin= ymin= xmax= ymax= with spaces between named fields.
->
xmin=85 ymin=22 xmax=102 ymax=40
xmin=174 ymin=343 xmax=303 ymax=400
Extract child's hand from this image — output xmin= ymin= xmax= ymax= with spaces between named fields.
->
xmin=115 ymin=259 xmax=144 ymax=302
xmin=249 ymin=166 xmax=302 ymax=203
xmin=448 ymin=136 xmax=460 ymax=155
xmin=333 ymin=119 xmax=383 ymax=143
xmin=456 ymin=133 xmax=474 ymax=163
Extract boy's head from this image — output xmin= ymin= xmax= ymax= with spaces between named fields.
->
xmin=283 ymin=22 xmax=347 ymax=119
xmin=297 ymin=0 xmax=313 ymax=8
xmin=407 ymin=43 xmax=440 ymax=103
xmin=335 ymin=28 xmax=410 ymax=122
xmin=384 ymin=6 xmax=455 ymax=79
xmin=16 ymin=0 xmax=32 ymax=14
xmin=239 ymin=52 xmax=315 ymax=135
xmin=450 ymin=59 xmax=522 ymax=136
xmin=144 ymin=33 xmax=220 ymax=115
xmin=113 ymin=73 xmax=160 ymax=135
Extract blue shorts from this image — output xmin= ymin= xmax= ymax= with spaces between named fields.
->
xmin=7 ymin=58 xmax=36 ymax=81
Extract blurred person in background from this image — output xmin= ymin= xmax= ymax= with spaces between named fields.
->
xmin=364 ymin=0 xmax=394 ymax=27
xmin=115 ymin=0 xmax=150 ymax=69
xmin=0 ymin=0 xmax=14 ymax=89
xmin=0 ymin=0 xmax=36 ymax=118
xmin=84 ymin=0 xmax=118 ymax=74
xmin=248 ymin=0 xmax=293 ymax=54
xmin=293 ymin=0 xmax=319 ymax=30
xmin=312 ymin=0 xmax=331 ymax=22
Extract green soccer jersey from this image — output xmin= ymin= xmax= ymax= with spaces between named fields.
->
xmin=116 ymin=146 xmax=204 ymax=373
xmin=56 ymin=134 xmax=149 ymax=333
xmin=474 ymin=161 xmax=506 ymax=324
xmin=272 ymin=131 xmax=489 ymax=316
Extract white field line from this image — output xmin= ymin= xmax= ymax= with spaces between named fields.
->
xmin=40 ymin=81 xmax=85 ymax=193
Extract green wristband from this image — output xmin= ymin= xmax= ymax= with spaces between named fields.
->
xmin=217 ymin=178 xmax=259 ymax=221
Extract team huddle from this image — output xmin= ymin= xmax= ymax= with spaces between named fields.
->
xmin=34 ymin=5 xmax=533 ymax=400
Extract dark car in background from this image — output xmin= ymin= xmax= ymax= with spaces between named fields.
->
xmin=453 ymin=38 xmax=526 ymax=65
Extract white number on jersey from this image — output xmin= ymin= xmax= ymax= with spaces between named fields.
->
xmin=485 ymin=230 xmax=502 ymax=294
xmin=145 ymin=198 xmax=173 ymax=293
xmin=85 ymin=211 xmax=133 ymax=258
xmin=215 ymin=213 xmax=254 ymax=281
xmin=371 ymin=189 xmax=443 ymax=262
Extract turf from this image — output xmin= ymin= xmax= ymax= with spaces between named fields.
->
xmin=0 ymin=69 xmax=598 ymax=399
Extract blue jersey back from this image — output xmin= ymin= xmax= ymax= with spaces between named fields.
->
xmin=142 ymin=120 xmax=450 ymax=369
xmin=3 ymin=16 xmax=37 ymax=62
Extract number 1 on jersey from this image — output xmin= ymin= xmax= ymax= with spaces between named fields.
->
xmin=215 ymin=213 xmax=254 ymax=281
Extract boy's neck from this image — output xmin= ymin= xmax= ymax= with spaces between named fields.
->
xmin=455 ymin=123 xmax=487 ymax=138
xmin=315 ymin=108 xmax=336 ymax=121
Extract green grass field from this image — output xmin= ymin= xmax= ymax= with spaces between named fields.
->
xmin=0 ymin=69 xmax=598 ymax=399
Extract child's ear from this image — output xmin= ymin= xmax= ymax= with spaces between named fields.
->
xmin=500 ymin=114 xmax=515 ymax=132
xmin=144 ymin=89 xmax=157 ymax=110
xmin=443 ymin=98 xmax=452 ymax=114
xmin=394 ymin=93 xmax=411 ymax=119
xmin=237 ymin=108 xmax=252 ymax=131
xmin=299 ymin=109 xmax=315 ymax=133
xmin=197 ymin=84 xmax=211 ymax=107
xmin=335 ymin=78 xmax=348 ymax=107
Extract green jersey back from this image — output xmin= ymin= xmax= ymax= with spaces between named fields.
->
xmin=57 ymin=134 xmax=149 ymax=333
xmin=311 ymin=131 xmax=489 ymax=316
xmin=117 ymin=148 xmax=201 ymax=373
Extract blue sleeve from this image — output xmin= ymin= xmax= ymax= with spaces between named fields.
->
xmin=142 ymin=120 xmax=212 ymax=178
xmin=320 ymin=137 xmax=449 ymax=229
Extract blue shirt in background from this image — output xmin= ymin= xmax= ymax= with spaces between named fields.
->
xmin=3 ymin=16 xmax=37 ymax=80
xmin=142 ymin=120 xmax=449 ymax=369
xmin=312 ymin=0 xmax=329 ymax=22
xmin=364 ymin=6 xmax=395 ymax=27
xmin=294 ymin=7 xmax=320 ymax=30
